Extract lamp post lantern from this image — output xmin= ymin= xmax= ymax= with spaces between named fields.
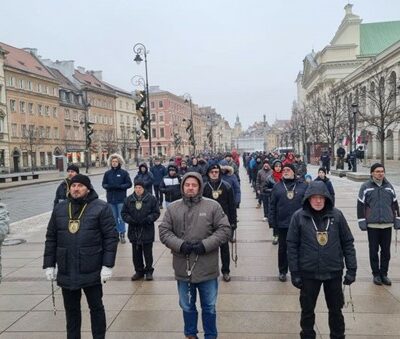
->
xmin=351 ymin=103 xmax=358 ymax=172
xmin=133 ymin=43 xmax=152 ymax=165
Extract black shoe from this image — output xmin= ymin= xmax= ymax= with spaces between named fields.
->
xmin=145 ymin=272 xmax=153 ymax=281
xmin=279 ymin=273 xmax=287 ymax=282
xmin=381 ymin=276 xmax=392 ymax=286
xmin=159 ymin=205 xmax=163 ymax=209
xmin=222 ymin=273 xmax=231 ymax=282
xmin=373 ymin=276 xmax=382 ymax=285
xmin=119 ymin=233 xmax=126 ymax=244
xmin=131 ymin=273 xmax=144 ymax=281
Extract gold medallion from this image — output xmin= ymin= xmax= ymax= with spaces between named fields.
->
xmin=212 ymin=191 xmax=220 ymax=199
xmin=316 ymin=231 xmax=328 ymax=246
xmin=287 ymin=191 xmax=294 ymax=200
xmin=135 ymin=201 xmax=142 ymax=210
xmin=68 ymin=220 xmax=80 ymax=234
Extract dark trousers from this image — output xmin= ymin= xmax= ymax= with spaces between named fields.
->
xmin=277 ymin=228 xmax=288 ymax=274
xmin=261 ymin=193 xmax=269 ymax=218
xmin=62 ymin=285 xmax=106 ymax=339
xmin=153 ymin=185 xmax=163 ymax=206
xmin=367 ymin=227 xmax=392 ymax=277
xmin=220 ymin=242 xmax=230 ymax=274
xmin=300 ymin=277 xmax=345 ymax=339
xmin=132 ymin=242 xmax=154 ymax=274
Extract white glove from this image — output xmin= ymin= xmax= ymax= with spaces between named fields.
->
xmin=45 ymin=267 xmax=56 ymax=281
xmin=100 ymin=266 xmax=113 ymax=284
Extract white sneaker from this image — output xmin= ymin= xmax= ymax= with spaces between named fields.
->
xmin=262 ymin=217 xmax=268 ymax=221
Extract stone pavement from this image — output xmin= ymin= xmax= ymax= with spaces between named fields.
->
xmin=1 ymin=167 xmax=400 ymax=338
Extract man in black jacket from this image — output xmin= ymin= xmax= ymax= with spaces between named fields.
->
xmin=269 ymin=163 xmax=307 ymax=282
xmin=287 ymin=181 xmax=357 ymax=339
xmin=121 ymin=181 xmax=160 ymax=281
xmin=203 ymin=164 xmax=237 ymax=282
xmin=53 ymin=164 xmax=79 ymax=207
xmin=159 ymin=164 xmax=182 ymax=207
xmin=357 ymin=163 xmax=399 ymax=285
xmin=43 ymin=174 xmax=119 ymax=339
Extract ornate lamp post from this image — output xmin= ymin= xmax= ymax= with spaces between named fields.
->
xmin=183 ymin=93 xmax=196 ymax=155
xmin=325 ymin=112 xmax=331 ymax=165
xmin=133 ymin=43 xmax=152 ymax=165
xmin=351 ymin=103 xmax=358 ymax=172
xmin=79 ymin=92 xmax=93 ymax=173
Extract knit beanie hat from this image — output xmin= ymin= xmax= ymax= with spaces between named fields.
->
xmin=67 ymin=164 xmax=80 ymax=174
xmin=70 ymin=174 xmax=91 ymax=189
xmin=134 ymin=180 xmax=145 ymax=188
xmin=370 ymin=163 xmax=384 ymax=173
xmin=282 ymin=163 xmax=296 ymax=174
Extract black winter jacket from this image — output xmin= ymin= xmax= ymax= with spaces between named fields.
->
xmin=43 ymin=190 xmax=119 ymax=290
xmin=134 ymin=163 xmax=154 ymax=192
xmin=269 ymin=178 xmax=307 ymax=229
xmin=203 ymin=178 xmax=237 ymax=225
xmin=54 ymin=179 xmax=70 ymax=207
xmin=102 ymin=165 xmax=132 ymax=204
xmin=121 ymin=192 xmax=160 ymax=244
xmin=160 ymin=174 xmax=182 ymax=203
xmin=287 ymin=181 xmax=357 ymax=280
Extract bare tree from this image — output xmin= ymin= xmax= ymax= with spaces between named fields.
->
xmin=358 ymin=67 xmax=399 ymax=166
xmin=100 ymin=129 xmax=118 ymax=161
xmin=21 ymin=126 xmax=44 ymax=174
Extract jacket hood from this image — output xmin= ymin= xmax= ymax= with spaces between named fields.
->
xmin=139 ymin=162 xmax=148 ymax=173
xmin=220 ymin=165 xmax=234 ymax=176
xmin=107 ymin=153 xmax=125 ymax=167
xmin=167 ymin=163 xmax=178 ymax=172
xmin=181 ymin=172 xmax=204 ymax=201
xmin=302 ymin=181 xmax=333 ymax=211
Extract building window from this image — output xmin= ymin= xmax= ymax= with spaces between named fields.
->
xmin=126 ymin=102 xmax=129 ymax=110
xmin=119 ymin=100 xmax=122 ymax=109
xmin=53 ymin=87 xmax=57 ymax=96
xmin=37 ymin=83 xmax=42 ymax=92
xmin=7 ymin=77 xmax=15 ymax=86
xmin=0 ymin=116 xmax=4 ymax=133
xmin=46 ymin=126 xmax=51 ymax=139
xmin=47 ymin=152 xmax=53 ymax=165
xmin=21 ymin=124 xmax=27 ymax=137
xmin=158 ymin=100 xmax=163 ymax=108
xmin=73 ymin=111 xmax=78 ymax=121
xmin=11 ymin=123 xmax=17 ymax=137
xmin=159 ymin=114 xmax=164 ymax=122
xmin=53 ymin=107 xmax=57 ymax=117
xmin=152 ymin=128 xmax=156 ymax=138
xmin=28 ymin=103 xmax=34 ymax=114
xmin=65 ymin=109 xmax=70 ymax=120
xmin=45 ymin=106 xmax=50 ymax=116
xmin=19 ymin=101 xmax=26 ymax=113
xmin=160 ymin=127 xmax=164 ymax=138
xmin=19 ymin=79 xmax=24 ymax=89
xmin=45 ymin=86 xmax=49 ymax=94
xmin=27 ymin=81 xmax=32 ymax=90
xmin=53 ymin=127 xmax=59 ymax=139
xmin=38 ymin=104 xmax=43 ymax=115
xmin=151 ymin=114 xmax=156 ymax=122
xmin=151 ymin=101 xmax=155 ymax=109
xmin=10 ymin=99 xmax=16 ymax=112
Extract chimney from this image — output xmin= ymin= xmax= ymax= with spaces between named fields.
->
xmin=344 ymin=3 xmax=353 ymax=16
xmin=90 ymin=70 xmax=102 ymax=80
xmin=22 ymin=48 xmax=38 ymax=56
xmin=77 ymin=66 xmax=86 ymax=73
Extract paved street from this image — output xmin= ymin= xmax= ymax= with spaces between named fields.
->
xmin=1 ymin=165 xmax=400 ymax=338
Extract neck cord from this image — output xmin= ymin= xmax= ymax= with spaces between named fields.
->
xmin=68 ymin=202 xmax=88 ymax=220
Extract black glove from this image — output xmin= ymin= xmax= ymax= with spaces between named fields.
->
xmin=231 ymin=223 xmax=237 ymax=230
xmin=343 ymin=273 xmax=355 ymax=285
xmin=180 ymin=241 xmax=193 ymax=255
xmin=192 ymin=241 xmax=206 ymax=255
xmin=291 ymin=273 xmax=303 ymax=289
xmin=236 ymin=203 xmax=240 ymax=209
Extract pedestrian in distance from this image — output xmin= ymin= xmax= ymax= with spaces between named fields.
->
xmin=43 ymin=174 xmax=119 ymax=339
xmin=121 ymin=181 xmax=160 ymax=281
xmin=0 ymin=202 xmax=10 ymax=284
xmin=159 ymin=164 xmax=182 ymax=208
xmin=287 ymin=181 xmax=357 ymax=339
xmin=357 ymin=163 xmax=400 ymax=286
xmin=203 ymin=164 xmax=237 ymax=282
xmin=102 ymin=153 xmax=132 ymax=244
xmin=269 ymin=163 xmax=307 ymax=282
xmin=314 ymin=167 xmax=335 ymax=206
xmin=320 ymin=150 xmax=331 ymax=174
xmin=150 ymin=157 xmax=167 ymax=209
xmin=159 ymin=172 xmax=231 ymax=339
xmin=53 ymin=164 xmax=80 ymax=207
xmin=256 ymin=160 xmax=272 ymax=221
xmin=134 ymin=162 xmax=154 ymax=193
xmin=294 ymin=154 xmax=308 ymax=181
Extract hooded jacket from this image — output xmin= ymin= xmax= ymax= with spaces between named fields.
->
xmin=314 ymin=176 xmax=335 ymax=206
xmin=134 ymin=163 xmax=154 ymax=192
xmin=158 ymin=172 xmax=231 ymax=283
xmin=43 ymin=189 xmax=119 ymax=290
xmin=150 ymin=162 xmax=167 ymax=186
xmin=121 ymin=191 xmax=160 ymax=244
xmin=160 ymin=164 xmax=182 ymax=203
xmin=287 ymin=181 xmax=357 ymax=280
xmin=102 ymin=154 xmax=132 ymax=204
xmin=54 ymin=179 xmax=71 ymax=207
xmin=221 ymin=165 xmax=241 ymax=205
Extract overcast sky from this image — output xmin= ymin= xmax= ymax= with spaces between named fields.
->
xmin=1 ymin=1 xmax=400 ymax=129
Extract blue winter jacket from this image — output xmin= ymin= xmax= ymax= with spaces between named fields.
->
xmin=150 ymin=164 xmax=167 ymax=186
xmin=102 ymin=166 xmax=132 ymax=204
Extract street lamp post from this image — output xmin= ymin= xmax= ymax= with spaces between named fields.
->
xmin=80 ymin=92 xmax=92 ymax=174
xmin=133 ymin=43 xmax=152 ymax=165
xmin=301 ymin=124 xmax=307 ymax=163
xmin=263 ymin=114 xmax=267 ymax=152
xmin=325 ymin=113 xmax=331 ymax=166
xmin=183 ymin=93 xmax=196 ymax=155
xmin=351 ymin=103 xmax=358 ymax=172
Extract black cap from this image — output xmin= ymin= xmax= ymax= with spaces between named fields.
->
xmin=67 ymin=164 xmax=80 ymax=174
xmin=370 ymin=163 xmax=384 ymax=173
xmin=282 ymin=163 xmax=296 ymax=173
xmin=134 ymin=180 xmax=145 ymax=188
xmin=70 ymin=174 xmax=91 ymax=189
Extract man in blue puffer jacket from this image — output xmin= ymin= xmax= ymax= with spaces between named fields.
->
xmin=102 ymin=153 xmax=132 ymax=243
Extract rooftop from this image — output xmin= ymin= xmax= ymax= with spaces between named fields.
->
xmin=360 ymin=21 xmax=400 ymax=56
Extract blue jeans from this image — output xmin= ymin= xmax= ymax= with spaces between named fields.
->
xmin=110 ymin=203 xmax=125 ymax=234
xmin=177 ymin=278 xmax=218 ymax=339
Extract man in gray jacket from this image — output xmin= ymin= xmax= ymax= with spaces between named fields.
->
xmin=159 ymin=172 xmax=231 ymax=339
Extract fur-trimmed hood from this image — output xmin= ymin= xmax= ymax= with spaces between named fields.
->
xmin=220 ymin=165 xmax=234 ymax=176
xmin=107 ymin=153 xmax=125 ymax=167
